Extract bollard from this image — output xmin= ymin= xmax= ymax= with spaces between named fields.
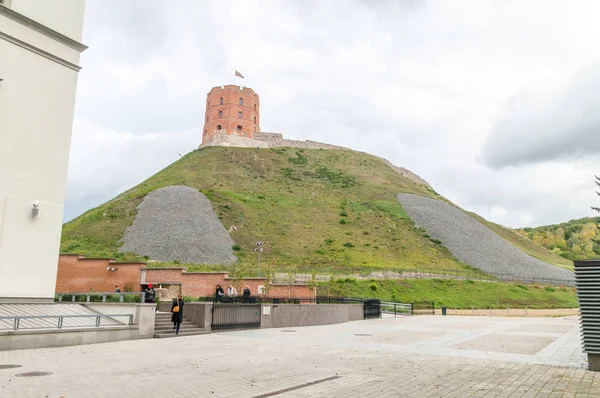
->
xmin=442 ymin=306 xmax=447 ymax=316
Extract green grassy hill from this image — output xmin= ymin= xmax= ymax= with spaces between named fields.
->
xmin=516 ymin=217 xmax=600 ymax=261
xmin=320 ymin=278 xmax=577 ymax=309
xmin=61 ymin=146 xmax=568 ymax=278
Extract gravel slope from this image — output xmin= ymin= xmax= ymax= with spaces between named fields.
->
xmin=120 ymin=186 xmax=236 ymax=264
xmin=397 ymin=193 xmax=574 ymax=282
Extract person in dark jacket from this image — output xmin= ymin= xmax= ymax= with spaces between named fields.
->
xmin=242 ymin=286 xmax=251 ymax=303
xmin=215 ymin=285 xmax=224 ymax=301
xmin=171 ymin=295 xmax=184 ymax=335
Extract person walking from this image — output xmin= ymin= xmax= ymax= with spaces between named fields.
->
xmin=115 ymin=285 xmax=121 ymax=293
xmin=171 ymin=295 xmax=184 ymax=335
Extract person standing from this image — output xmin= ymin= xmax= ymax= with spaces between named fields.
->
xmin=215 ymin=285 xmax=224 ymax=301
xmin=115 ymin=285 xmax=121 ymax=293
xmin=171 ymin=295 xmax=184 ymax=335
xmin=243 ymin=286 xmax=251 ymax=303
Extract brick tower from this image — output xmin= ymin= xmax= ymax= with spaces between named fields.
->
xmin=202 ymin=85 xmax=260 ymax=145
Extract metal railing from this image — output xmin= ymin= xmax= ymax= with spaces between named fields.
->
xmin=0 ymin=314 xmax=134 ymax=331
xmin=381 ymin=302 xmax=413 ymax=316
xmin=56 ymin=292 xmax=146 ymax=303
xmin=196 ymin=296 xmax=364 ymax=305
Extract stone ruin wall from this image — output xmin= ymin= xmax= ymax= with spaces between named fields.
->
xmin=200 ymin=132 xmax=432 ymax=189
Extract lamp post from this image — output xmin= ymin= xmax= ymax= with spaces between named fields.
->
xmin=254 ymin=241 xmax=263 ymax=277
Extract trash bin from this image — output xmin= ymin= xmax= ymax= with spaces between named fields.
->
xmin=441 ymin=306 xmax=447 ymax=316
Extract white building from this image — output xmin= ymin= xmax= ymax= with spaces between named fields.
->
xmin=0 ymin=0 xmax=86 ymax=302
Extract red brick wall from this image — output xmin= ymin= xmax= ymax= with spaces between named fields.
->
xmin=202 ymin=85 xmax=260 ymax=144
xmin=56 ymin=255 xmax=144 ymax=293
xmin=57 ymin=255 xmax=313 ymax=299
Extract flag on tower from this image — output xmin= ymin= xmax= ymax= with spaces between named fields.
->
xmin=235 ymin=70 xmax=244 ymax=79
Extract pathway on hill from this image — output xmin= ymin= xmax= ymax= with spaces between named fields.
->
xmin=396 ymin=193 xmax=574 ymax=283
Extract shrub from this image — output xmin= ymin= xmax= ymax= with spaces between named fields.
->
xmin=343 ymin=242 xmax=354 ymax=248
xmin=315 ymin=249 xmax=325 ymax=255
xmin=369 ymin=283 xmax=378 ymax=291
xmin=324 ymin=238 xmax=334 ymax=245
xmin=339 ymin=218 xmax=347 ymax=225
xmin=516 ymin=284 xmax=528 ymax=290
xmin=430 ymin=238 xmax=442 ymax=245
xmin=545 ymin=286 xmax=556 ymax=292
xmin=232 ymin=244 xmax=241 ymax=251
xmin=339 ymin=211 xmax=348 ymax=217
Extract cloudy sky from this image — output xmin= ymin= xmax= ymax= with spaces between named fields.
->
xmin=66 ymin=0 xmax=600 ymax=228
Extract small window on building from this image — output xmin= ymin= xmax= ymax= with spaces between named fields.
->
xmin=239 ymin=98 xmax=243 ymax=105
xmin=220 ymin=97 xmax=224 ymax=105
xmin=237 ymin=125 xmax=243 ymax=131
xmin=217 ymin=125 xmax=222 ymax=130
xmin=219 ymin=111 xmax=223 ymax=118
xmin=254 ymin=104 xmax=257 ymax=110
xmin=204 ymin=129 xmax=207 ymax=135
xmin=254 ymin=116 xmax=256 ymax=123
xmin=238 ymin=111 xmax=242 ymax=118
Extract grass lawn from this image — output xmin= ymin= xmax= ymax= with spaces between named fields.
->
xmin=318 ymin=278 xmax=578 ymax=309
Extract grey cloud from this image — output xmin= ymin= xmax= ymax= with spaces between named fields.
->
xmin=66 ymin=0 xmax=600 ymax=228
xmin=482 ymin=69 xmax=600 ymax=168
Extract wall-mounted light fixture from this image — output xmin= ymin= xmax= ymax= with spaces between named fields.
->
xmin=31 ymin=201 xmax=39 ymax=217
xmin=106 ymin=267 xmax=117 ymax=272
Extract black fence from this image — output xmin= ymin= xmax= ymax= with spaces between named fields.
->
xmin=412 ymin=301 xmax=435 ymax=315
xmin=363 ymin=299 xmax=382 ymax=319
xmin=197 ymin=296 xmax=364 ymax=305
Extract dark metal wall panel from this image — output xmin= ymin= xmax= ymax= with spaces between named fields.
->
xmin=575 ymin=260 xmax=600 ymax=355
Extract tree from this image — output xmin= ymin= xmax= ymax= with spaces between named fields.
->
xmin=594 ymin=176 xmax=600 ymax=213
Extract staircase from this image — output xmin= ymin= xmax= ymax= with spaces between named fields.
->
xmin=153 ymin=312 xmax=208 ymax=338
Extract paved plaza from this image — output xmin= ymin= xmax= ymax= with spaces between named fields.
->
xmin=0 ymin=315 xmax=598 ymax=397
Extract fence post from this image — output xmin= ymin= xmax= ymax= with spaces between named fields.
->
xmin=58 ymin=295 xmax=63 ymax=302
xmin=13 ymin=317 xmax=18 ymax=330
xmin=58 ymin=317 xmax=63 ymax=329
xmin=119 ymin=294 xmax=124 ymax=303
xmin=394 ymin=304 xmax=397 ymax=317
xmin=72 ymin=295 xmax=76 ymax=302
xmin=102 ymin=295 xmax=106 ymax=303
xmin=95 ymin=316 xmax=101 ymax=327
xmin=86 ymin=295 xmax=90 ymax=303
xmin=128 ymin=315 xmax=134 ymax=325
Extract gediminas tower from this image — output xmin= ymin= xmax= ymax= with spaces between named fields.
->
xmin=202 ymin=85 xmax=260 ymax=145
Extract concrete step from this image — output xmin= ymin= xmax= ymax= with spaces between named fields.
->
xmin=154 ymin=324 xmax=201 ymax=332
xmin=153 ymin=329 xmax=208 ymax=338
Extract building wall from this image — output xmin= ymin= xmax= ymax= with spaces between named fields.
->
xmin=0 ymin=1 xmax=86 ymax=300
xmin=55 ymin=256 xmax=144 ymax=293
xmin=56 ymin=255 xmax=313 ymax=299
xmin=202 ymin=85 xmax=260 ymax=144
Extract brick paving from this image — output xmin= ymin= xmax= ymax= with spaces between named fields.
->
xmin=0 ymin=315 xmax=598 ymax=397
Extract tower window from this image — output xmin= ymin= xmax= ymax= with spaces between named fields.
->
xmin=254 ymin=116 xmax=256 ymax=123
xmin=237 ymin=125 xmax=243 ymax=131
xmin=216 ymin=125 xmax=222 ymax=130
xmin=238 ymin=111 xmax=242 ymax=118
xmin=239 ymin=98 xmax=243 ymax=105
xmin=254 ymin=104 xmax=256 ymax=110
xmin=219 ymin=111 xmax=223 ymax=118
xmin=220 ymin=97 xmax=224 ymax=105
